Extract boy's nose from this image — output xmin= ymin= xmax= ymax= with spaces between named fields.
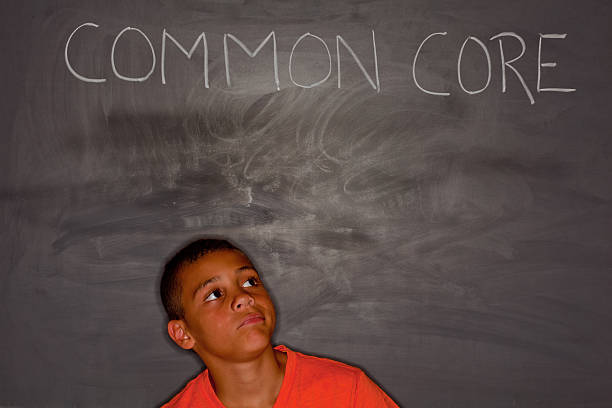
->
xmin=232 ymin=290 xmax=255 ymax=311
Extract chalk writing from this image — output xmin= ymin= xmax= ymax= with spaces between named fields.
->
xmin=64 ymin=24 xmax=576 ymax=104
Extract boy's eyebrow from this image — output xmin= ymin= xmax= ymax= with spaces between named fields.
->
xmin=192 ymin=277 xmax=220 ymax=300
xmin=192 ymin=266 xmax=258 ymax=300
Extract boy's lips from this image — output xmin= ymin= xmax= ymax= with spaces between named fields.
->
xmin=238 ymin=313 xmax=265 ymax=329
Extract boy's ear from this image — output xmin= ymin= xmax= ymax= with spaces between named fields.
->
xmin=167 ymin=320 xmax=196 ymax=350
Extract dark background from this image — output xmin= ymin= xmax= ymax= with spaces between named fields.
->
xmin=2 ymin=0 xmax=612 ymax=407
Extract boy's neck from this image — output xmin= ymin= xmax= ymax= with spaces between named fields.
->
xmin=206 ymin=345 xmax=288 ymax=408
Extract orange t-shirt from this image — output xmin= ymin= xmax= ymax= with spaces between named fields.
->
xmin=161 ymin=345 xmax=399 ymax=407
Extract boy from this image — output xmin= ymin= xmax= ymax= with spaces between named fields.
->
xmin=160 ymin=238 xmax=399 ymax=408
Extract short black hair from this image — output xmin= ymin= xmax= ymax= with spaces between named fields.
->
xmin=160 ymin=238 xmax=240 ymax=321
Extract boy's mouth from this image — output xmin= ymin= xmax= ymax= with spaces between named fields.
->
xmin=238 ymin=313 xmax=265 ymax=329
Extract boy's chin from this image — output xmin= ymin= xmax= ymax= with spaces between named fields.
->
xmin=230 ymin=330 xmax=273 ymax=360
xmin=242 ymin=330 xmax=272 ymax=351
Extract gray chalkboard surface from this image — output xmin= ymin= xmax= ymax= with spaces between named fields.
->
xmin=2 ymin=0 xmax=611 ymax=407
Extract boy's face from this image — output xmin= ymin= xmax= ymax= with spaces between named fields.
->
xmin=168 ymin=249 xmax=276 ymax=363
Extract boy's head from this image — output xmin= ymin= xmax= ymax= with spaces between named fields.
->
xmin=161 ymin=239 xmax=276 ymax=363
xmin=161 ymin=239 xmax=239 ymax=321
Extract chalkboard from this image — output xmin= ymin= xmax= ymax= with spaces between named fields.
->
xmin=2 ymin=0 xmax=612 ymax=407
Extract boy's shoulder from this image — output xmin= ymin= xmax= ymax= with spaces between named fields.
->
xmin=287 ymin=345 xmax=363 ymax=381
xmin=282 ymin=345 xmax=398 ymax=407
xmin=160 ymin=371 xmax=212 ymax=408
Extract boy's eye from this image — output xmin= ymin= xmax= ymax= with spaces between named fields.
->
xmin=205 ymin=289 xmax=223 ymax=302
xmin=242 ymin=277 xmax=259 ymax=288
